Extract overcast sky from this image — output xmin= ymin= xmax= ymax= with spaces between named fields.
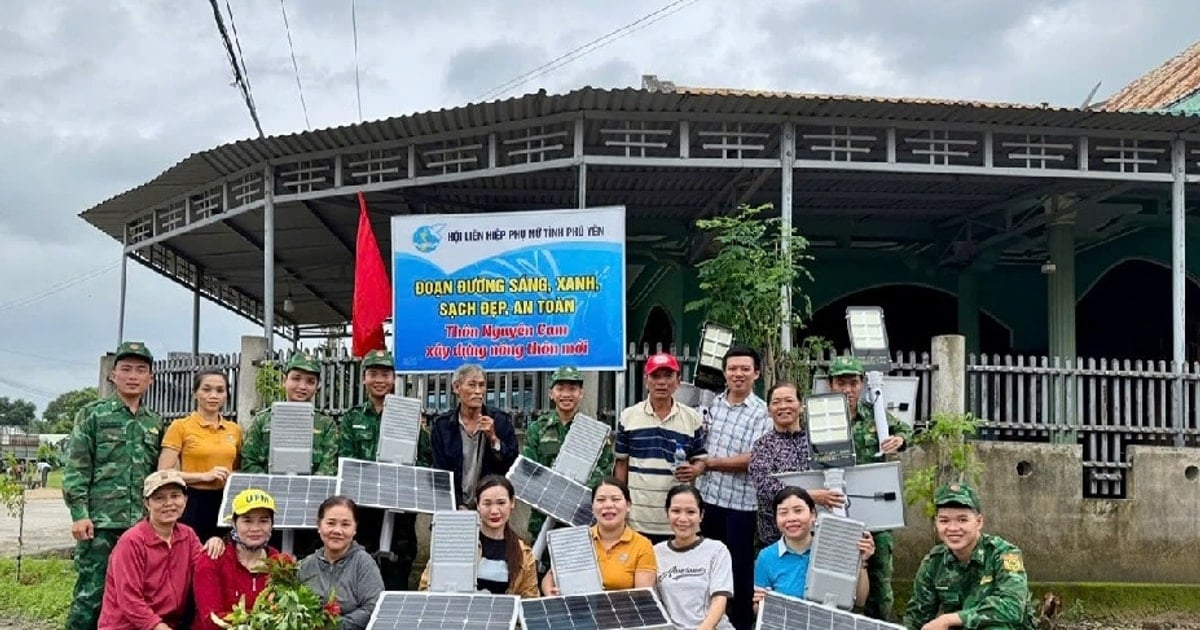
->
xmin=1 ymin=0 xmax=1198 ymax=410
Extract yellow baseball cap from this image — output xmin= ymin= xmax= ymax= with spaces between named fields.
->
xmin=231 ymin=489 xmax=276 ymax=516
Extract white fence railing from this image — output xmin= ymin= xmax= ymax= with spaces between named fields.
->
xmin=144 ymin=346 xmax=1200 ymax=499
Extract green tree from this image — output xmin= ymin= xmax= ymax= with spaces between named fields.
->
xmin=685 ymin=203 xmax=823 ymax=388
xmin=0 ymin=397 xmax=36 ymax=427
xmin=903 ymin=412 xmax=986 ymax=518
xmin=41 ymin=387 xmax=99 ymax=433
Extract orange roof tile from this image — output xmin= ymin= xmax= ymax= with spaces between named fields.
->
xmin=1101 ymin=40 xmax=1200 ymax=111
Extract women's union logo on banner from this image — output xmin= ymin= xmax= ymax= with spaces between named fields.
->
xmin=390 ymin=206 xmax=627 ymax=373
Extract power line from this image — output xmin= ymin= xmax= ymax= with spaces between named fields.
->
xmin=278 ymin=0 xmax=311 ymax=129
xmin=351 ymin=0 xmax=363 ymax=121
xmin=0 ymin=263 xmax=120 ymax=313
xmin=209 ymin=0 xmax=265 ymax=138
xmin=474 ymin=0 xmax=701 ymax=103
xmin=0 ymin=377 xmax=58 ymax=402
xmin=0 ymin=349 xmax=94 ymax=369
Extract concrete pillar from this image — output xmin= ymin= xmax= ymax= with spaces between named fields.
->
xmin=1045 ymin=201 xmax=1076 ymax=360
xmin=582 ymin=370 xmax=600 ymax=419
xmin=237 ymin=335 xmax=270 ymax=428
xmin=931 ymin=334 xmax=966 ymax=416
xmin=1045 ymin=197 xmax=1078 ymax=439
xmin=97 ymin=354 xmax=116 ymax=398
xmin=956 ymin=270 xmax=980 ymax=355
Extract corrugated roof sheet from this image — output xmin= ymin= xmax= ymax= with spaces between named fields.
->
xmin=80 ymin=85 xmax=1200 ymax=231
xmin=1100 ymin=40 xmax=1200 ymax=112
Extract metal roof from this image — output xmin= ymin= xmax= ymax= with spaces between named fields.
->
xmin=1101 ymin=40 xmax=1200 ymax=112
xmin=79 ymin=85 xmax=1200 ymax=234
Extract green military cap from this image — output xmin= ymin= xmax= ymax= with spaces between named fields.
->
xmin=934 ymin=481 xmax=982 ymax=512
xmin=828 ymin=356 xmax=865 ymax=377
xmin=114 ymin=340 xmax=154 ymax=363
xmin=550 ymin=365 xmax=585 ymax=385
xmin=361 ymin=349 xmax=394 ymax=370
xmin=284 ymin=352 xmax=322 ymax=376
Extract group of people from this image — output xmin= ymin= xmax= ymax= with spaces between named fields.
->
xmin=61 ymin=339 xmax=1036 ymax=630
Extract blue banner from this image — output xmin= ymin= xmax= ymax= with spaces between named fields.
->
xmin=390 ymin=206 xmax=626 ymax=373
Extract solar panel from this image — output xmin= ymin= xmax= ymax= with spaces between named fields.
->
xmin=806 ymin=513 xmax=867 ymax=610
xmin=520 ymin=589 xmax=674 ymax=630
xmin=756 ymin=591 xmax=904 ymax=630
xmin=268 ymin=402 xmax=315 ymax=474
xmin=336 ymin=458 xmax=455 ymax=514
xmin=506 ymin=456 xmax=593 ymax=526
xmin=547 ymin=525 xmax=602 ymax=595
xmin=377 ymin=395 xmax=422 ymax=465
xmin=553 ymin=415 xmax=610 ymax=485
xmin=428 ymin=510 xmax=480 ymax=593
xmin=367 ymin=592 xmax=519 ymax=630
xmin=774 ymin=462 xmax=906 ymax=531
xmin=217 ymin=473 xmax=337 ymax=529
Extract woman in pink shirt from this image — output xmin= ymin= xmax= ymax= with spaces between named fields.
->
xmin=98 ymin=470 xmax=203 ymax=630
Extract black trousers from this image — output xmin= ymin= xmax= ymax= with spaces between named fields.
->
xmin=355 ymin=508 xmax=420 ymax=590
xmin=182 ymin=488 xmax=227 ymax=542
xmin=700 ymin=504 xmax=759 ymax=630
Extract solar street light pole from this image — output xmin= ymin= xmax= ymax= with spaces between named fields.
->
xmin=531 ymin=518 xmax=554 ymax=569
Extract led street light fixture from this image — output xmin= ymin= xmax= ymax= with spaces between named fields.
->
xmin=693 ymin=321 xmax=734 ymax=393
xmin=845 ymin=306 xmax=891 ymax=369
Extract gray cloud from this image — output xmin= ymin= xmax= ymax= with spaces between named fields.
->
xmin=1 ymin=0 xmax=1197 ymax=409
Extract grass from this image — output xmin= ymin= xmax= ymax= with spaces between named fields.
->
xmin=0 ymin=556 xmax=73 ymax=626
xmin=46 ymin=470 xmax=62 ymax=490
xmin=893 ymin=581 xmax=1200 ymax=622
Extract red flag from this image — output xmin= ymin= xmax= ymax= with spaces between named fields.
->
xmin=352 ymin=192 xmax=391 ymax=357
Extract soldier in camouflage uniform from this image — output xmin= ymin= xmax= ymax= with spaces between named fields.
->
xmin=240 ymin=352 xmax=339 ymax=554
xmin=336 ymin=349 xmax=432 ymax=590
xmin=904 ymin=483 xmax=1035 ymax=630
xmin=63 ymin=341 xmax=164 ymax=630
xmin=828 ymin=355 xmax=913 ymax=622
xmin=521 ymin=366 xmax=613 ymax=542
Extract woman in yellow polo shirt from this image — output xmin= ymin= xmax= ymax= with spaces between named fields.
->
xmin=158 ymin=369 xmax=242 ymax=541
xmin=542 ymin=477 xmax=657 ymax=594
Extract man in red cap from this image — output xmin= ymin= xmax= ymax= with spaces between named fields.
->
xmin=614 ymin=352 xmax=707 ymax=543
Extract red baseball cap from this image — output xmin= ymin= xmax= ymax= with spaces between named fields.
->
xmin=644 ymin=353 xmax=680 ymax=376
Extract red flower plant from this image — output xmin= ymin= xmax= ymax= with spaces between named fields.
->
xmin=212 ymin=554 xmax=340 ymax=630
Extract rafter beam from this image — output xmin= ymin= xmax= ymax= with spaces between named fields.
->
xmin=299 ymin=200 xmax=355 ymax=258
xmin=686 ymin=168 xmax=775 ymax=263
xmin=219 ymin=219 xmax=352 ymax=321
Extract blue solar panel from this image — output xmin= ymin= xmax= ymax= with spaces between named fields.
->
xmin=519 ymin=588 xmax=673 ymax=630
xmin=367 ymin=592 xmax=519 ymax=630
xmin=756 ymin=591 xmax=904 ymax=630
xmin=506 ymin=456 xmax=593 ymax=526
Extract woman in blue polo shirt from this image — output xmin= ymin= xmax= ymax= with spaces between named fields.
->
xmin=752 ymin=487 xmax=875 ymax=609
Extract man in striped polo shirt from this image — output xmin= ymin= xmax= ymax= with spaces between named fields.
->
xmin=614 ymin=352 xmax=708 ymax=543
xmin=696 ymin=345 xmax=771 ymax=630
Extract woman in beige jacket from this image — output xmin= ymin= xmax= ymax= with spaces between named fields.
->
xmin=420 ymin=475 xmax=539 ymax=597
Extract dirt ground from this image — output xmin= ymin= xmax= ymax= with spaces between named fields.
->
xmin=0 ymin=488 xmax=74 ymax=558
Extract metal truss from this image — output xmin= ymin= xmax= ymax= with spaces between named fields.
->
xmin=115 ymin=112 xmax=1200 ymax=333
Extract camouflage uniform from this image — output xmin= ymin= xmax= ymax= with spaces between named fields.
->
xmin=903 ymin=483 xmax=1036 ymax=630
xmin=239 ymin=353 xmax=337 ymax=557
xmin=239 ymin=352 xmax=339 ymax=476
xmin=521 ymin=366 xmax=613 ymax=540
xmin=336 ymin=349 xmax=432 ymax=589
xmin=830 ymin=356 xmax=914 ymax=622
xmin=62 ymin=341 xmax=163 ymax=630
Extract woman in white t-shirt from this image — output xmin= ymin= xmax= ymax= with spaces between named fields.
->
xmin=653 ymin=485 xmax=735 ymax=630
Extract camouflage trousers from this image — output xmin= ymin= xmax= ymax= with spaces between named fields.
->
xmin=864 ymin=530 xmax=896 ymax=622
xmin=66 ymin=529 xmax=123 ymax=630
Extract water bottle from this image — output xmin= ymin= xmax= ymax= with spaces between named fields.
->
xmin=673 ymin=441 xmax=689 ymax=483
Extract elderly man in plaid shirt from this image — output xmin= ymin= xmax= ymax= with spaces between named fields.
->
xmin=695 ymin=345 xmax=772 ymax=630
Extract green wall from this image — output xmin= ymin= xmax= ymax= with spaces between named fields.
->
xmin=626 ymin=226 xmax=1196 ymax=358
